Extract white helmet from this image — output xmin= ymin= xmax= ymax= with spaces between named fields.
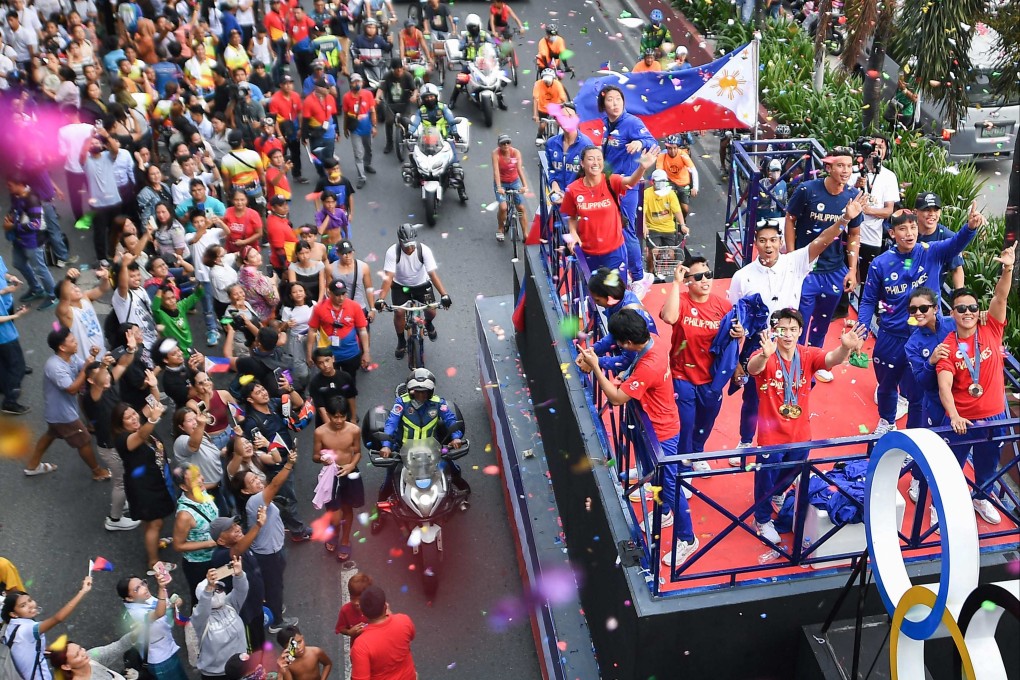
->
xmin=768 ymin=159 xmax=782 ymax=172
xmin=420 ymin=83 xmax=440 ymax=104
xmin=465 ymin=13 xmax=482 ymax=33
xmin=541 ymin=68 xmax=556 ymax=82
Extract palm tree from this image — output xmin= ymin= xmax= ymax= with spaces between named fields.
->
xmin=812 ymin=0 xmax=833 ymax=92
xmin=986 ymin=0 xmax=1020 ymax=246
xmin=840 ymin=0 xmax=895 ymax=132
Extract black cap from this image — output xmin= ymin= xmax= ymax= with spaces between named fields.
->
xmin=270 ymin=195 xmax=288 ymax=206
xmin=227 ymin=129 xmax=243 ymax=146
xmin=337 ymin=239 xmax=354 ymax=254
xmin=315 ymin=78 xmax=331 ymax=88
xmin=281 ymin=74 xmax=293 ymax=83
xmin=914 ymin=192 xmax=941 ymax=210
xmin=328 ymin=279 xmax=348 ymax=295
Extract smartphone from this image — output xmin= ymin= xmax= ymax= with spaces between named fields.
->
xmin=197 ymin=401 xmax=208 ymax=414
xmin=210 ymin=564 xmax=233 ymax=581
xmin=285 ymin=638 xmax=299 ymax=662
xmin=250 ymin=427 xmax=262 ymax=442
xmin=153 ymin=561 xmax=170 ymax=581
xmin=146 ymin=394 xmax=159 ymax=410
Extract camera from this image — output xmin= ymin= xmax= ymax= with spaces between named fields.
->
xmin=853 ymin=136 xmax=881 ymax=172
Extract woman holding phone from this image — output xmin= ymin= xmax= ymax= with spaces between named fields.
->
xmin=116 ymin=570 xmax=187 ymax=680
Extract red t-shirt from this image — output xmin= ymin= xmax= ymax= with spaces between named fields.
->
xmin=303 ymin=93 xmax=338 ymax=128
xmin=223 ymin=208 xmax=263 ymax=252
xmin=350 ymin=613 xmax=416 ymax=680
xmin=288 ymin=14 xmax=315 ymax=44
xmin=619 ymin=337 xmax=680 ymax=441
xmin=750 ymin=345 xmax=827 ymax=447
xmin=335 ymin=601 xmax=369 ymax=636
xmin=268 ymin=90 xmax=303 ymax=122
xmin=264 ymin=10 xmax=287 ymax=41
xmin=670 ymin=293 xmax=731 ymax=385
xmin=936 ymin=315 xmax=1007 ymax=420
xmin=254 ymin=135 xmax=284 ymax=162
xmin=560 ymin=174 xmax=627 ymax=255
xmin=265 ymin=213 xmax=297 ymax=269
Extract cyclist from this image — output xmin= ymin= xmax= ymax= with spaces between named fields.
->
xmin=375 ymin=368 xmax=467 ymax=509
xmin=640 ymin=9 xmax=673 ymax=59
xmin=535 ymin=24 xmax=569 ymax=76
xmin=374 ymin=224 xmax=453 ymax=358
xmin=632 ymin=48 xmax=661 ymax=73
xmin=544 ymin=102 xmax=593 ymax=204
xmin=643 ymin=169 xmax=688 ymax=280
xmin=398 ymin=18 xmax=433 ymax=76
xmin=450 ymin=13 xmax=498 ymax=109
xmin=378 ymin=57 xmax=419 ymax=154
xmin=408 ymin=83 xmax=462 ymax=158
xmin=491 ymin=134 xmax=529 ymax=243
xmin=656 ymin=134 xmax=699 ymax=217
xmin=421 ymin=0 xmax=455 ymax=40
xmin=489 ymin=0 xmax=523 ymax=39
xmin=354 ymin=0 xmax=396 ymax=32
xmin=532 ymin=68 xmax=568 ymax=146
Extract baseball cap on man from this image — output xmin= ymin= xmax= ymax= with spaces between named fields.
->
xmin=328 ymin=279 xmax=348 ymax=296
xmin=821 ymin=146 xmax=854 ymax=164
xmin=337 ymin=239 xmax=354 ymax=254
xmin=209 ymin=516 xmax=239 ymax=542
xmin=914 ymin=192 xmax=941 ymax=210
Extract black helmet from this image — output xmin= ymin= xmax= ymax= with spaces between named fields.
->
xmin=406 ymin=368 xmax=436 ymax=396
xmin=397 ymin=223 xmax=417 ymax=245
xmin=643 ymin=48 xmax=655 ymax=58
xmin=545 ymin=23 xmax=558 ymax=36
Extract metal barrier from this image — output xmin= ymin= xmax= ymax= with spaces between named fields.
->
xmin=533 ymin=158 xmax=1020 ymax=597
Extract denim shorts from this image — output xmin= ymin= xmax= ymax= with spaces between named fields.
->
xmin=495 ymin=178 xmax=524 ymax=205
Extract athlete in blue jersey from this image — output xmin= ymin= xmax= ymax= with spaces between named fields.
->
xmin=595 ymin=85 xmax=657 ymax=295
xmin=858 ymin=205 xmax=981 ymax=434
xmin=784 ymin=147 xmax=863 ymax=371
xmin=545 ymin=104 xmax=593 ymax=202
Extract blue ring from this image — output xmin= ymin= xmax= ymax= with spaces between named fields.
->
xmin=865 ymin=430 xmax=954 ymax=641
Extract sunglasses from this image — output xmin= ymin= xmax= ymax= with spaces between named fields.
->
xmin=891 ymin=209 xmax=915 ymax=219
xmin=953 ymin=304 xmax=979 ymax=314
xmin=685 ymin=271 xmax=713 ymax=282
xmin=907 ymin=304 xmax=933 ymax=314
xmin=499 ymin=140 xmax=512 ymax=146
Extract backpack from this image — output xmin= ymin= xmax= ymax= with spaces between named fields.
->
xmin=1 ymin=623 xmax=41 ymax=680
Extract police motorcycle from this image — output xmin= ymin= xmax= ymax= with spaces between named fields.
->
xmin=400 ymin=85 xmax=470 ymax=226
xmin=446 ymin=40 xmax=508 ymax=127
xmin=363 ymin=383 xmax=470 ymax=598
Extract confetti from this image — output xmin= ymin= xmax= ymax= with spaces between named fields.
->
xmin=482 ymin=465 xmax=500 ymax=475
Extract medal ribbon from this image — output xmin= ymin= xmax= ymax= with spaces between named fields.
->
xmin=618 ymin=337 xmax=654 ymax=382
xmin=957 ymin=334 xmax=981 ymax=388
xmin=779 ymin=349 xmax=802 ymax=408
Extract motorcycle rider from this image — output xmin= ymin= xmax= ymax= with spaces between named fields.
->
xmin=450 ymin=13 xmax=504 ymax=110
xmin=410 ymin=83 xmax=461 ymax=151
xmin=535 ymin=24 xmax=570 ymax=77
xmin=350 ymin=18 xmax=393 ymax=85
xmin=640 ymin=9 xmax=673 ymax=59
xmin=378 ymin=57 xmax=419 ymax=154
xmin=375 ymin=368 xmax=467 ymax=509
xmin=375 ymin=224 xmax=453 ymax=358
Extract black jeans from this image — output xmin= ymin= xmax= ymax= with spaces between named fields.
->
xmin=92 ymin=202 xmax=123 ymax=260
xmin=0 ymin=339 xmax=26 ymax=407
xmin=253 ymin=550 xmax=285 ymax=626
xmin=285 ymin=134 xmax=303 ymax=178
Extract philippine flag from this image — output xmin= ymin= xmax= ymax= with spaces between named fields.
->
xmin=576 ymin=41 xmax=760 ymax=139
xmin=89 ymin=557 xmax=115 ymax=572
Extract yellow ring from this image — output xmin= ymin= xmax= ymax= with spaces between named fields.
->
xmin=890 ymin=586 xmax=976 ymax=680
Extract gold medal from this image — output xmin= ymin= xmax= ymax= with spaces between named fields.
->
xmin=787 ymin=404 xmax=803 ymax=419
xmin=968 ymin=383 xmax=984 ymax=398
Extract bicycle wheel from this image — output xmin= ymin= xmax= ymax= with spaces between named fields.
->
xmin=395 ymin=118 xmax=406 ymax=162
xmin=407 ymin=333 xmax=424 ymax=369
xmin=436 ymin=54 xmax=446 ymax=87
xmin=507 ymin=207 xmax=520 ymax=259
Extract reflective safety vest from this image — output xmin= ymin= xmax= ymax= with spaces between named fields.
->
xmin=399 ymin=393 xmax=443 ymax=440
xmin=418 ymin=103 xmax=450 ymax=137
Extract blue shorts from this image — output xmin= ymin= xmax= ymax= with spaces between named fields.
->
xmin=495 ymin=178 xmax=524 ymax=205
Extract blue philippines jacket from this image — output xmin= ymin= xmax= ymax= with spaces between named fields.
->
xmin=592 ymin=290 xmax=657 ymax=373
xmin=712 ymin=294 xmax=771 ymax=394
xmin=383 ymin=393 xmax=462 ymax=451
xmin=904 ymin=316 xmax=956 ymax=426
xmin=858 ymin=225 xmax=975 ymax=339
xmin=598 ymin=112 xmax=655 ymax=176
xmin=545 ymin=131 xmax=594 ymax=193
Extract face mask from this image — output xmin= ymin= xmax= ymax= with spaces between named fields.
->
xmin=211 ymin=591 xmax=227 ymax=609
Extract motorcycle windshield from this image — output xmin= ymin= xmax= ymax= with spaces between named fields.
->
xmin=402 ymin=440 xmax=441 ymax=488
xmin=474 ymin=44 xmax=498 ymax=73
xmin=418 ymin=132 xmax=443 ymax=155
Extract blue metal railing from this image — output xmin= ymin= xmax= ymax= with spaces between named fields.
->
xmin=533 ymin=160 xmax=1020 ymax=597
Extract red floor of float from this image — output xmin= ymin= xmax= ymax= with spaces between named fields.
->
xmin=606 ymin=279 xmax=1020 ymax=594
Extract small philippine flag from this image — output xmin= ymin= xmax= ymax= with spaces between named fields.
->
xmin=89 ymin=557 xmax=114 ymax=572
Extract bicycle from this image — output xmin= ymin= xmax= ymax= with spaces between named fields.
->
xmin=502 ymin=188 xmax=524 ymax=259
xmin=493 ymin=27 xmax=519 ymax=87
xmin=382 ymin=300 xmax=441 ymax=369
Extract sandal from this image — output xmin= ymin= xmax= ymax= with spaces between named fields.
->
xmin=495 ymin=231 xmax=505 ymax=242
xmin=337 ymin=544 xmax=351 ymax=561
xmin=325 ymin=535 xmax=338 ymax=553
xmin=24 ymin=462 xmax=57 ymax=476
xmin=92 ymin=467 xmax=112 ymax=482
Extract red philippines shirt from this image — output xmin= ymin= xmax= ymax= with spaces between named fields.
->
xmin=670 ymin=293 xmax=731 ymax=385
xmin=350 ymin=613 xmax=417 ymax=680
xmin=560 ymin=174 xmax=627 ymax=255
xmin=936 ymin=315 xmax=1007 ymax=420
xmin=288 ymin=14 xmax=315 ymax=44
xmin=265 ymin=213 xmax=297 ymax=269
xmin=750 ymin=345 xmax=827 ymax=447
xmin=303 ymin=93 xmax=338 ymax=130
xmin=223 ymin=208 xmax=263 ymax=252
xmin=335 ymin=601 xmax=369 ymax=636
xmin=269 ymin=89 xmax=303 ymax=123
xmin=619 ymin=337 xmax=680 ymax=441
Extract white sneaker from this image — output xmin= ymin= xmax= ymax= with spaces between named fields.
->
xmin=682 ymin=485 xmax=692 ymax=500
xmin=930 ymin=505 xmax=940 ymax=534
xmin=619 ymin=467 xmax=639 ymax=481
xmin=639 ymin=511 xmax=674 ymax=532
xmin=896 ymin=395 xmax=909 ymax=420
xmin=771 ymin=493 xmax=786 ymax=511
xmin=873 ymin=418 xmax=896 ymax=436
xmin=535 ymin=137 xmax=544 ymax=147
xmin=105 ymin=516 xmax=141 ymax=531
xmin=756 ymin=520 xmax=781 ymax=544
xmin=973 ymin=498 xmax=1002 ymax=525
xmin=628 ymin=482 xmax=654 ymax=503
xmin=908 ymin=479 xmax=920 ymax=503
xmin=690 ymin=460 xmax=712 ymax=473
xmin=628 ymin=279 xmax=648 ymax=300
xmin=730 ymin=441 xmax=753 ymax=467
xmin=661 ymin=536 xmax=700 ymax=568
xmin=814 ymin=369 xmax=834 ymax=382
xmin=873 ymin=386 xmax=879 ymax=405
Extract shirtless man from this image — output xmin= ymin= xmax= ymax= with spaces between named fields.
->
xmin=55 ymin=265 xmax=112 ymax=363
xmin=276 ymin=626 xmax=333 ymax=680
xmin=313 ymin=395 xmax=364 ymax=561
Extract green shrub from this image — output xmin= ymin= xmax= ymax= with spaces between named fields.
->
xmin=959 ymin=216 xmax=1020 ymax=354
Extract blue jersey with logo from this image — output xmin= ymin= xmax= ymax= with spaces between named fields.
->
xmin=905 ymin=316 xmax=956 ymax=425
xmin=858 ymin=225 xmax=974 ymax=338
xmin=786 ymin=179 xmax=864 ymax=273
xmin=918 ymin=222 xmax=965 ymax=275
xmin=598 ymin=112 xmax=655 ymax=176
xmin=545 ymin=131 xmax=594 ymax=192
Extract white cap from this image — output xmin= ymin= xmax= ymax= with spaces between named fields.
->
xmin=675 ymin=46 xmax=688 ymax=56
xmin=651 ymin=169 xmax=671 ymax=196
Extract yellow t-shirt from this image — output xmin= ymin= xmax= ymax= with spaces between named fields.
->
xmin=643 ymin=187 xmax=681 ymax=234
xmin=221 ymin=149 xmax=266 ymax=186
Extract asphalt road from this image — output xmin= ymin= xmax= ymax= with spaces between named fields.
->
xmin=0 ymin=0 xmax=737 ymax=677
